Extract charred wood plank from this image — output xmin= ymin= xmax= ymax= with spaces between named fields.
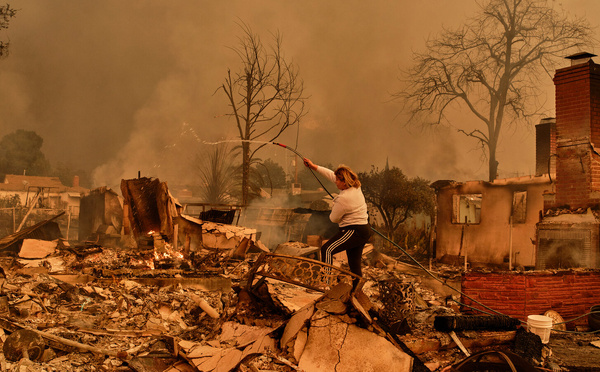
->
xmin=434 ymin=315 xmax=520 ymax=332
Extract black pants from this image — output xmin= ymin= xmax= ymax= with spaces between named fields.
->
xmin=320 ymin=224 xmax=371 ymax=281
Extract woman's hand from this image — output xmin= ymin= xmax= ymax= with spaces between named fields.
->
xmin=303 ymin=158 xmax=317 ymax=170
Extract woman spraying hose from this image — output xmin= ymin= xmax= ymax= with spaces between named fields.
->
xmin=303 ymin=158 xmax=371 ymax=289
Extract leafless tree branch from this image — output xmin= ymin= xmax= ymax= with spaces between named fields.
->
xmin=396 ymin=0 xmax=595 ymax=180
xmin=217 ymin=21 xmax=307 ymax=204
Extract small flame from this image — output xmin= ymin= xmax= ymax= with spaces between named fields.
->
xmin=154 ymin=242 xmax=184 ymax=260
xmin=132 ymin=258 xmax=155 ymax=270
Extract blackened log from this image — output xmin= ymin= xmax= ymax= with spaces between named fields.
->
xmin=434 ymin=315 xmax=520 ymax=332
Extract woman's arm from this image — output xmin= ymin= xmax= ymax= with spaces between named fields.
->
xmin=304 ymin=158 xmax=336 ymax=183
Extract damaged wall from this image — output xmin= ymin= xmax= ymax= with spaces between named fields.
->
xmin=536 ymin=214 xmax=600 ymax=269
xmin=121 ymin=177 xmax=176 ymax=242
xmin=79 ymin=187 xmax=123 ymax=243
xmin=461 ymin=270 xmax=600 ymax=329
xmin=433 ymin=177 xmax=550 ymax=268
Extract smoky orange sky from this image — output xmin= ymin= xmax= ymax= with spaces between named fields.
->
xmin=0 ymin=0 xmax=597 ymax=189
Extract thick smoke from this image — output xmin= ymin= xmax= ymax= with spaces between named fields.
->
xmin=0 ymin=1 xmax=594 ymax=189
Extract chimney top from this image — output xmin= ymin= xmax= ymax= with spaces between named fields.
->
xmin=566 ymin=52 xmax=597 ymax=66
xmin=539 ymin=117 xmax=556 ymax=125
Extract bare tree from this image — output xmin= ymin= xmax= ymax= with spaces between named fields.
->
xmin=397 ymin=0 xmax=594 ymax=181
xmin=218 ymin=22 xmax=306 ymax=205
xmin=0 ymin=4 xmax=16 ymax=58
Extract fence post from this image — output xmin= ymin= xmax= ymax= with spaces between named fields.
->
xmin=66 ymin=208 xmax=72 ymax=241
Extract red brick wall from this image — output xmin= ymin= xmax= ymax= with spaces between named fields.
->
xmin=550 ymin=120 xmax=557 ymax=176
xmin=461 ymin=271 xmax=600 ymax=329
xmin=554 ymin=64 xmax=591 ymax=140
xmin=555 ymin=147 xmax=592 ymax=208
xmin=552 ymin=61 xmax=600 ymax=208
xmin=591 ymin=65 xmax=600 ymax=146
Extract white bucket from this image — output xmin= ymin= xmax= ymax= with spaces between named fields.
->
xmin=527 ymin=315 xmax=553 ymax=344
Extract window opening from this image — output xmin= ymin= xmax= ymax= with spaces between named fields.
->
xmin=512 ymin=191 xmax=527 ymax=224
xmin=452 ymin=194 xmax=481 ymax=224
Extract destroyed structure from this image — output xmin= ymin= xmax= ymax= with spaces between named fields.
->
xmin=430 ymin=53 xmax=600 ymax=329
xmin=432 ymin=53 xmax=600 ymax=271
xmin=2 ymin=55 xmax=600 ymax=372
xmin=0 ymin=175 xmax=441 ymax=371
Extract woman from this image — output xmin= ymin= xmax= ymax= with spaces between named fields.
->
xmin=303 ymin=158 xmax=371 ymax=288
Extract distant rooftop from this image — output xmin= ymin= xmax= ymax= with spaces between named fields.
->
xmin=0 ymin=174 xmax=88 ymax=193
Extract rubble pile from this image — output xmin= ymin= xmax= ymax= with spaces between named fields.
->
xmin=0 ymin=234 xmax=518 ymax=372
xmin=0 ymin=228 xmax=595 ymax=371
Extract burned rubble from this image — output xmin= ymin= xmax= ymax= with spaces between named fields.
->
xmin=0 ymin=178 xmax=597 ymax=372
xmin=0 ymin=236 xmax=556 ymax=372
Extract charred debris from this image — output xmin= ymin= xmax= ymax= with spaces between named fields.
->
xmin=0 ymin=176 xmax=592 ymax=372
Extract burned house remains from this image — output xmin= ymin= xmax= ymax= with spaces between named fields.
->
xmin=3 ymin=55 xmax=600 ymax=372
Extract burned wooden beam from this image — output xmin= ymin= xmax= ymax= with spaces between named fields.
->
xmin=434 ymin=315 xmax=521 ymax=332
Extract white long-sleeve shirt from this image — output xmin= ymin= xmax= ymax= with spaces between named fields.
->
xmin=315 ymin=165 xmax=369 ymax=227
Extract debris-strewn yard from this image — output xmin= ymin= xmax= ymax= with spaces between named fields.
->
xmin=1 ymin=232 xmax=595 ymax=372
xmin=0 ymin=233 xmax=439 ymax=371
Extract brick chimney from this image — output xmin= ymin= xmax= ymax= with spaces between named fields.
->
xmin=552 ymin=52 xmax=600 ymax=209
xmin=73 ymin=175 xmax=80 ymax=188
